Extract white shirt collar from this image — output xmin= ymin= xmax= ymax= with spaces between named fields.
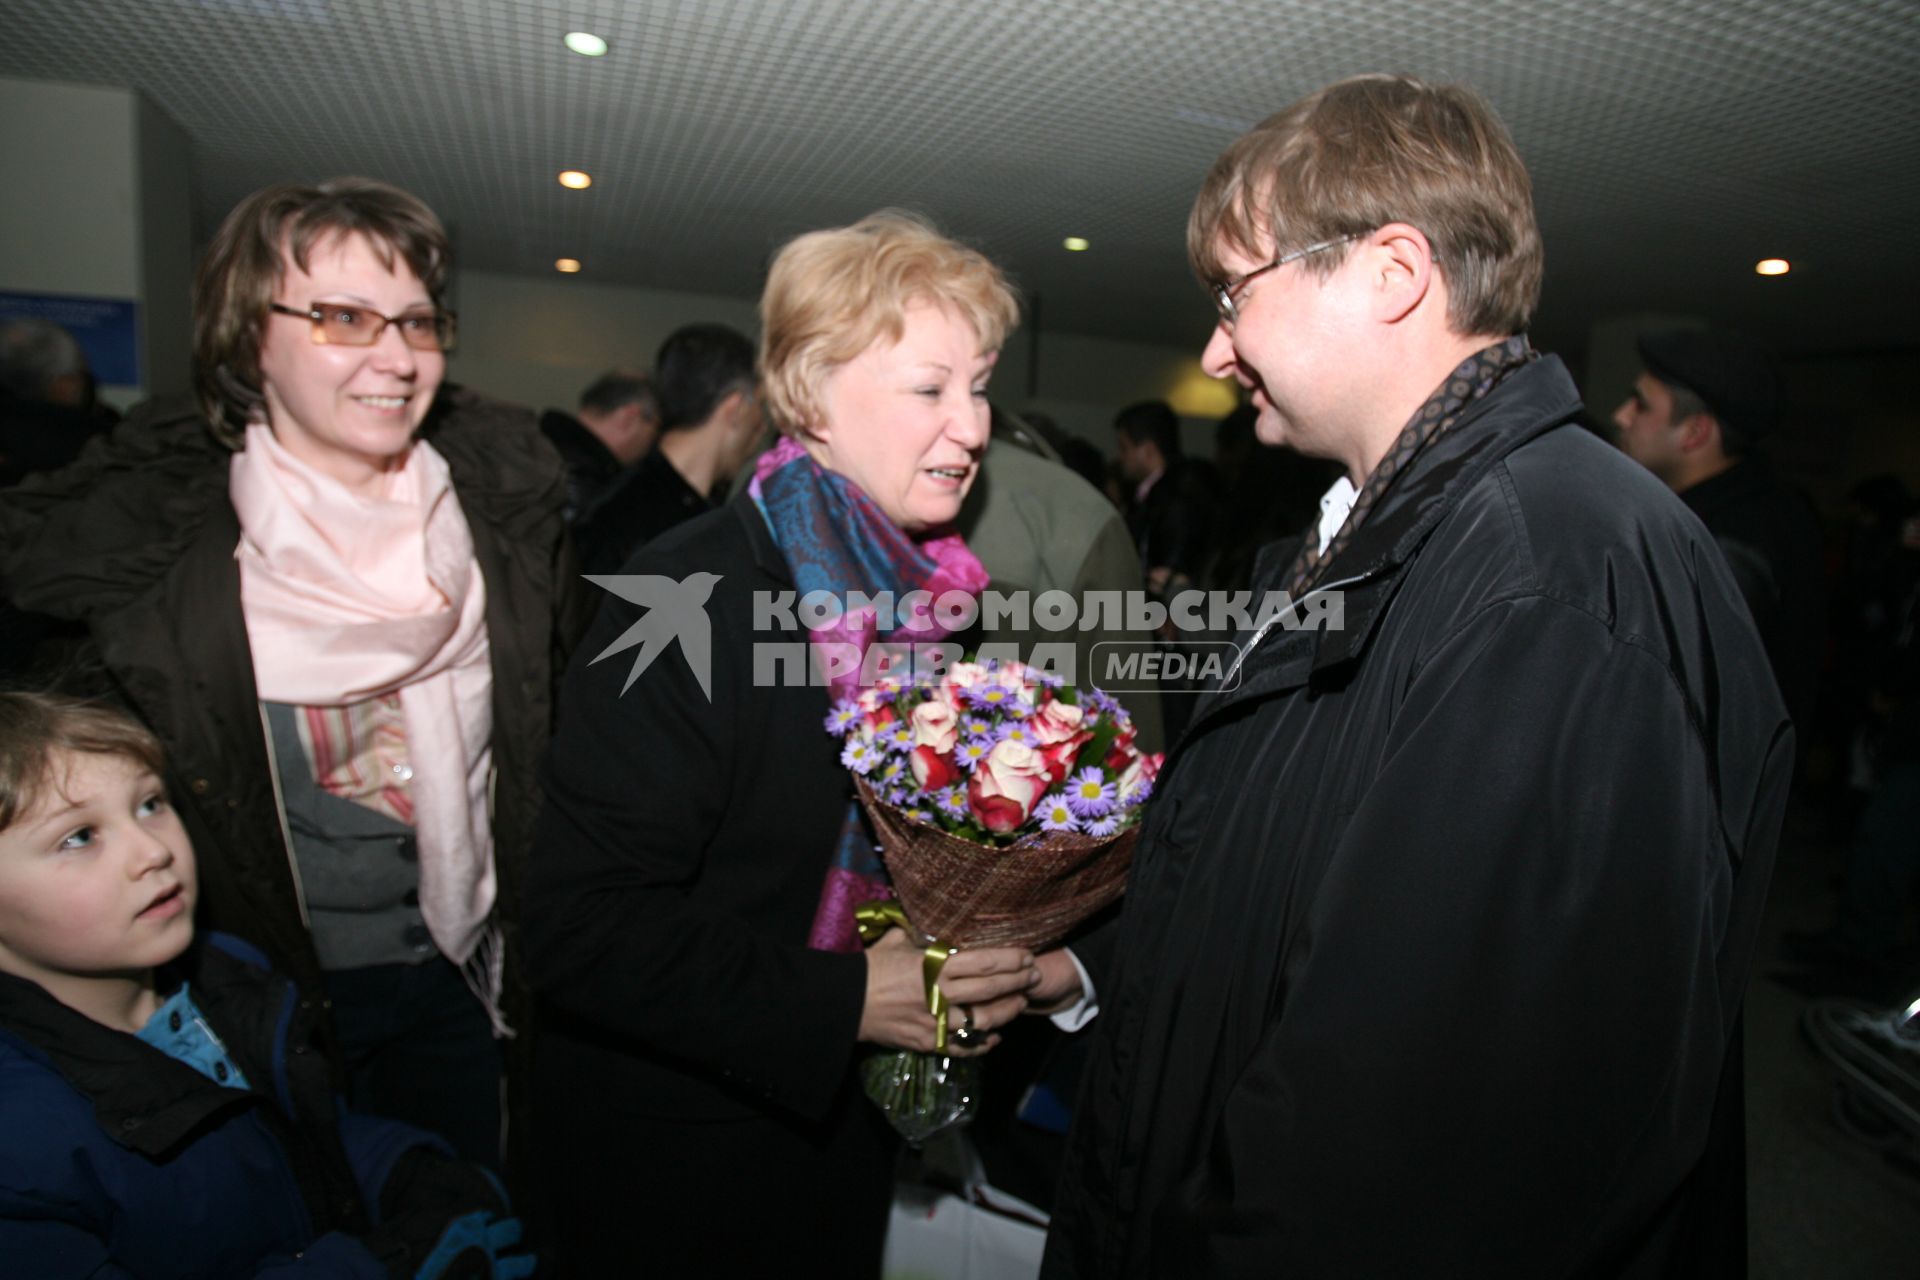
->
xmin=1315 ymin=474 xmax=1359 ymax=553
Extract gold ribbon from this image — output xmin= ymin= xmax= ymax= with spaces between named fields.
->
xmin=855 ymin=900 xmax=959 ymax=1052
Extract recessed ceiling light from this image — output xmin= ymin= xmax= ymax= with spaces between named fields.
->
xmin=558 ymin=170 xmax=592 ymax=189
xmin=555 ymin=258 xmax=582 ymax=274
xmin=563 ymin=32 xmax=608 ymax=57
xmin=1754 ymin=258 xmax=1790 ymax=276
xmin=1063 ymin=237 xmax=1090 ymax=252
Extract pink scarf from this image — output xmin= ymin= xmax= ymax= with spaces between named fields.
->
xmin=229 ymin=425 xmax=503 ymax=1028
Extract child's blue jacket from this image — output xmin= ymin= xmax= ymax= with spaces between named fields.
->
xmin=0 ymin=933 xmax=442 ymax=1277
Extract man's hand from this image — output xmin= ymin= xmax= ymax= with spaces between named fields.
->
xmin=1024 ymin=948 xmax=1086 ymax=1017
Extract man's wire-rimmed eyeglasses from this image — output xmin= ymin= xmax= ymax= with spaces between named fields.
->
xmin=1210 ymin=235 xmax=1359 ymax=327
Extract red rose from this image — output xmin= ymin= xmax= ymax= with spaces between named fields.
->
xmin=966 ymin=740 xmax=1051 ymax=834
xmin=937 ymin=661 xmax=993 ymax=710
xmin=1027 ymin=698 xmax=1086 ymax=745
xmin=1038 ymin=730 xmax=1092 ymax=786
xmin=909 ymin=699 xmax=960 ymax=753
xmin=910 ymin=744 xmax=959 ymax=791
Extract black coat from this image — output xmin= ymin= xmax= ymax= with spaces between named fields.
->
xmin=537 ymin=408 xmax=625 ymax=527
xmin=1678 ymin=457 xmax=1826 ymax=736
xmin=1043 ymin=357 xmax=1791 ymax=1278
xmin=523 ymin=496 xmax=892 ymax=1276
xmin=571 ymin=446 xmax=713 ymax=576
xmin=1127 ymin=459 xmax=1217 ymax=582
xmin=0 ymin=390 xmax=582 ymax=1018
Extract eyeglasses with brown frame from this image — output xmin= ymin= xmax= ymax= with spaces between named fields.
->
xmin=268 ymin=301 xmax=458 ymax=352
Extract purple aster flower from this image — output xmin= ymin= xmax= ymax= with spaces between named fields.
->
xmin=956 ymin=737 xmax=994 ymax=768
xmin=968 ymin=683 xmax=1012 ymax=710
xmin=1121 ymin=776 xmax=1154 ymax=806
xmin=962 ymin=715 xmax=993 ymax=739
xmin=1065 ymin=767 xmax=1117 ymax=819
xmin=1005 ymin=695 xmax=1036 ymax=720
xmin=936 ymin=787 xmax=971 ymax=821
xmin=840 ymin=739 xmax=880 ymax=775
xmin=883 ymin=721 xmax=915 ymax=754
xmin=997 ymin=721 xmax=1037 ymax=748
xmin=824 ymin=700 xmax=860 ymax=734
xmin=1084 ymin=688 xmax=1118 ymax=716
xmin=1038 ymin=798 xmax=1081 ymax=834
xmin=1083 ymin=812 xmax=1122 ymax=838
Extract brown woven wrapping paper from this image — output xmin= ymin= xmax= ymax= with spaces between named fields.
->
xmin=854 ymin=776 xmax=1138 ymax=950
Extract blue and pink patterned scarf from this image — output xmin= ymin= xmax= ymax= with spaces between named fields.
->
xmin=749 ymin=436 xmax=989 ymax=951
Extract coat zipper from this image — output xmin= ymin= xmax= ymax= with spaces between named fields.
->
xmin=1217 ymin=569 xmax=1374 ymax=690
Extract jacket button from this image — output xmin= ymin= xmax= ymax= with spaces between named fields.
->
xmin=168 ymin=1010 xmax=183 ymax=1032
xmin=214 ymin=1061 xmax=229 ymax=1082
xmin=191 ymin=778 xmax=211 ymax=795
xmin=396 ymin=835 xmax=418 ymax=860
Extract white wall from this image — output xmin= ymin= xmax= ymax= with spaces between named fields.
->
xmin=450 ymin=270 xmax=758 ymax=414
xmin=0 ymin=76 xmax=194 ymax=404
xmin=452 ymin=268 xmax=1232 ymax=459
xmin=0 ymin=79 xmax=140 ymax=297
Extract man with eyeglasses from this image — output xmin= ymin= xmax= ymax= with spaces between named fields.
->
xmin=1036 ymin=74 xmax=1788 ymax=1278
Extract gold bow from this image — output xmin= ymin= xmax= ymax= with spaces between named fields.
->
xmin=855 ymin=900 xmax=959 ymax=1051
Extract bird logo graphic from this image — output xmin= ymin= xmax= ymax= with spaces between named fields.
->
xmin=584 ymin=573 xmax=723 ymax=699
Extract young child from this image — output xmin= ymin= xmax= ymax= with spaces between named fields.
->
xmin=0 ymin=692 xmax=535 ymax=1278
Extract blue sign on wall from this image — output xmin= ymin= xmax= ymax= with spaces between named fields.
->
xmin=0 ymin=291 xmax=143 ymax=387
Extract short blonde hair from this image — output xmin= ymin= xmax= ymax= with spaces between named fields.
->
xmin=759 ymin=211 xmax=1020 ymax=434
xmin=1189 ymin=74 xmax=1543 ymax=338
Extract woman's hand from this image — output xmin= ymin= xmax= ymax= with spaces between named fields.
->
xmin=857 ymin=929 xmax=1040 ymax=1054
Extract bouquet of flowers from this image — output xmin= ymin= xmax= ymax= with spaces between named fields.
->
xmin=827 ymin=657 xmax=1162 ymax=1141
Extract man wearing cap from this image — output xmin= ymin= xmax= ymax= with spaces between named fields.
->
xmin=1036 ymin=74 xmax=1790 ymax=1279
xmin=1615 ymin=330 xmax=1825 ymax=731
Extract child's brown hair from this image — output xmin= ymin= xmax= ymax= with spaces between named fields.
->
xmin=0 ymin=692 xmax=167 ymax=831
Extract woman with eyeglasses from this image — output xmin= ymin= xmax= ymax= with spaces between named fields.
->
xmin=0 ymin=177 xmax=580 ymax=1171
